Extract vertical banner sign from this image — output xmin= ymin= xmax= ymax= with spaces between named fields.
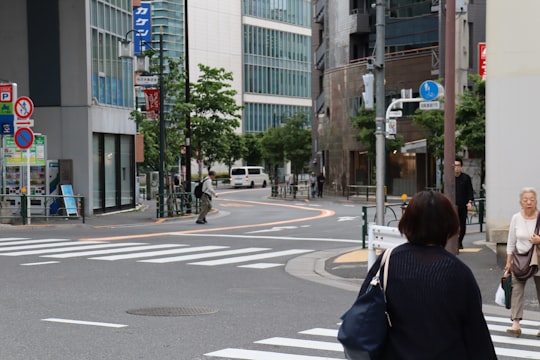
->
xmin=133 ymin=2 xmax=152 ymax=55
xmin=0 ymin=83 xmax=16 ymax=135
xmin=478 ymin=42 xmax=486 ymax=81
xmin=143 ymin=88 xmax=160 ymax=119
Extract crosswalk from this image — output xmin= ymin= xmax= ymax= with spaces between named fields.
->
xmin=0 ymin=237 xmax=313 ymax=269
xmin=204 ymin=316 xmax=540 ymax=360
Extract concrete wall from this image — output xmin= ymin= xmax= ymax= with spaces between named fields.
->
xmin=485 ymin=1 xmax=540 ymax=242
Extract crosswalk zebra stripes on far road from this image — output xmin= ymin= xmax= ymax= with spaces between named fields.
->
xmin=0 ymin=237 xmax=313 ymax=269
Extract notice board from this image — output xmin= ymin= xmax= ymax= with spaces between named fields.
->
xmin=60 ymin=184 xmax=78 ymax=216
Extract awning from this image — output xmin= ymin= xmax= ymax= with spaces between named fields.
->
xmin=401 ymin=139 xmax=427 ymax=154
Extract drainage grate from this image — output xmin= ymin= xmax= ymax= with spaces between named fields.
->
xmin=126 ymin=306 xmax=218 ymax=317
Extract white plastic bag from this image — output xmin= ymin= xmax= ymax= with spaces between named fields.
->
xmin=495 ymin=284 xmax=505 ymax=307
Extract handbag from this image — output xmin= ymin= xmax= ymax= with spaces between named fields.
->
xmin=337 ymin=247 xmax=394 ymax=360
xmin=500 ymin=273 xmax=512 ymax=309
xmin=511 ymin=213 xmax=540 ymax=281
xmin=511 ymin=245 xmax=538 ymax=281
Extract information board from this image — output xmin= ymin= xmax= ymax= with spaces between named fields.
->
xmin=60 ymin=184 xmax=78 ymax=216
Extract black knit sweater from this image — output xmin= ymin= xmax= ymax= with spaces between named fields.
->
xmin=358 ymin=243 xmax=496 ymax=360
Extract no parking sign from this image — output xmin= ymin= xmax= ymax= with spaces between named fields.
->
xmin=14 ymin=127 xmax=34 ymax=149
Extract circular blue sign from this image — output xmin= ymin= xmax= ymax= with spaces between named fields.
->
xmin=419 ymin=80 xmax=441 ymax=101
xmin=14 ymin=127 xmax=34 ymax=149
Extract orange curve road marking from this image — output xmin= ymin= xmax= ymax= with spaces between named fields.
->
xmin=79 ymin=198 xmax=335 ymax=241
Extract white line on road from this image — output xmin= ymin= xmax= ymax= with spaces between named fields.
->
xmin=0 ymin=239 xmax=68 ymax=246
xmin=138 ymin=247 xmax=269 ymax=263
xmin=43 ymin=244 xmax=187 ymax=258
xmin=21 ymin=261 xmax=60 ymax=266
xmin=255 ymin=337 xmax=342 ymax=351
xmin=189 ymin=249 xmax=313 ymax=266
xmin=171 ymin=233 xmax=362 ymax=244
xmin=0 ymin=242 xmax=143 ymax=256
xmin=204 ymin=348 xmax=343 ymax=360
xmin=41 ymin=318 xmax=127 ymax=328
xmin=90 ymin=245 xmax=229 ymax=261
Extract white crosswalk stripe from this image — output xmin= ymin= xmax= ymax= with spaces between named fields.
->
xmin=204 ymin=316 xmax=540 ymax=359
xmin=0 ymin=237 xmax=313 ymax=271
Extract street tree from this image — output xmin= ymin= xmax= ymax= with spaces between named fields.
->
xmin=220 ymin=131 xmax=246 ymax=174
xmin=241 ymin=132 xmax=264 ymax=166
xmin=261 ymin=126 xmax=285 ymax=185
xmin=351 ymin=105 xmax=404 ymax=184
xmin=188 ymin=64 xmax=242 ymax=177
xmin=282 ymin=113 xmax=312 ymax=182
xmin=456 ymin=74 xmax=486 ymax=184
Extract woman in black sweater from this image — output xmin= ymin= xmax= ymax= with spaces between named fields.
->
xmin=357 ymin=191 xmax=496 ymax=359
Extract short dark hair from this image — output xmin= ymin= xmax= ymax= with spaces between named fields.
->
xmin=208 ymin=170 xmax=216 ymax=176
xmin=398 ymin=191 xmax=459 ymax=246
xmin=455 ymin=157 xmax=463 ymax=166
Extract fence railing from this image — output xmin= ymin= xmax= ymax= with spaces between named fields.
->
xmin=0 ymin=194 xmax=85 ymax=225
xmin=155 ymin=192 xmax=200 ymax=219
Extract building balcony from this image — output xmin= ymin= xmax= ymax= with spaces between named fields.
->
xmin=314 ymin=0 xmax=324 ymax=23
xmin=315 ymin=40 xmax=326 ymax=70
xmin=349 ymin=9 xmax=370 ymax=35
xmin=315 ymin=90 xmax=325 ymax=114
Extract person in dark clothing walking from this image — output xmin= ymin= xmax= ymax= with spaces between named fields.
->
xmin=316 ymin=173 xmax=325 ymax=197
xmin=455 ymin=158 xmax=474 ymax=249
xmin=352 ymin=191 xmax=496 ymax=360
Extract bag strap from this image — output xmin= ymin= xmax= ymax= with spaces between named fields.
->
xmin=535 ymin=212 xmax=540 ymax=235
xmin=375 ymin=247 xmax=394 ymax=296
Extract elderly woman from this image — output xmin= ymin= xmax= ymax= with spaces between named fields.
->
xmin=354 ymin=191 xmax=496 ymax=359
xmin=505 ymin=187 xmax=540 ymax=337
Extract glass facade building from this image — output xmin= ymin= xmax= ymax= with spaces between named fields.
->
xmin=242 ymin=0 xmax=312 ymax=133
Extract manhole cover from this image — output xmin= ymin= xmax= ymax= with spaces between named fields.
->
xmin=126 ymin=306 xmax=218 ymax=317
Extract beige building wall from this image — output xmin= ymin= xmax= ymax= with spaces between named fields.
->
xmin=485 ymin=1 xmax=540 ymax=241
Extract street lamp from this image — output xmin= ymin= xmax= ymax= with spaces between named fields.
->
xmin=119 ymin=28 xmax=166 ymax=218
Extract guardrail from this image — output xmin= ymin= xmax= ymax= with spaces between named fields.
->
xmin=367 ymin=223 xmax=406 ymax=268
xmin=467 ymin=198 xmax=486 ymax=232
xmin=0 ymin=194 xmax=85 ymax=225
xmin=271 ymin=184 xmax=312 ymax=200
xmin=156 ymin=192 xmax=200 ymax=218
xmin=361 ymin=203 xmax=405 ymax=247
xmin=347 ymin=185 xmax=387 ymax=201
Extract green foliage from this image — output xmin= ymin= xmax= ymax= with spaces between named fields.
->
xmin=456 ymin=74 xmax=485 ymax=166
xmin=260 ymin=113 xmax=311 ymax=182
xmin=132 ymin=58 xmax=242 ymax=177
xmin=411 ymin=107 xmax=445 ymax=159
xmin=282 ymin=114 xmax=312 ymax=175
xmin=242 ymin=132 xmax=264 ymax=165
xmin=351 ymin=105 xmax=404 ymax=160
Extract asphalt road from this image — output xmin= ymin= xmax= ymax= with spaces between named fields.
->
xmin=0 ymin=187 xmax=539 ymax=359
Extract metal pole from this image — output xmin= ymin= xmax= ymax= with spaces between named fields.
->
xmin=158 ymin=27 xmax=165 ymax=217
xmin=184 ymin=0 xmax=192 ymax=213
xmin=443 ymin=0 xmax=456 ymax=203
xmin=375 ymin=0 xmax=386 ymax=226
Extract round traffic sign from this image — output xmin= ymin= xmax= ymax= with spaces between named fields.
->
xmin=14 ymin=96 xmax=34 ymax=119
xmin=419 ymin=80 xmax=443 ymax=101
xmin=14 ymin=127 xmax=34 ymax=149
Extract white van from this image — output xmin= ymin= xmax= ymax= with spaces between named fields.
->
xmin=230 ymin=166 xmax=269 ymax=188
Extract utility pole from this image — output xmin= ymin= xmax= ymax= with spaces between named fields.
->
xmin=184 ymin=0 xmax=192 ymax=213
xmin=443 ymin=0 xmax=456 ymax=203
xmin=375 ymin=0 xmax=386 ymax=226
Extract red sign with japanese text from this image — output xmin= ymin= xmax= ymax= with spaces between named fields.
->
xmin=479 ymin=42 xmax=486 ymax=80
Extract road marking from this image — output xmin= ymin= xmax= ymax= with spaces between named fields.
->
xmin=204 ymin=348 xmax=343 ymax=360
xmin=238 ymin=263 xmax=282 ymax=269
xmin=139 ymin=247 xmax=269 ymax=263
xmin=0 ymin=242 xmax=143 ymax=256
xmin=0 ymin=238 xmax=72 ymax=247
xmin=298 ymin=328 xmax=337 ymax=337
xmin=43 ymin=244 xmax=186 ymax=258
xmin=255 ymin=337 xmax=342 ymax=351
xmin=42 ymin=318 xmax=127 ymax=328
xmin=189 ymin=249 xmax=313 ymax=266
xmin=79 ymin=200 xmax=335 ymax=241
xmin=172 ymin=233 xmax=362 ymax=244
xmin=21 ymin=261 xmax=60 ymax=266
xmin=0 ymin=241 xmax=101 ymax=253
xmin=90 ymin=245 xmax=228 ymax=261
